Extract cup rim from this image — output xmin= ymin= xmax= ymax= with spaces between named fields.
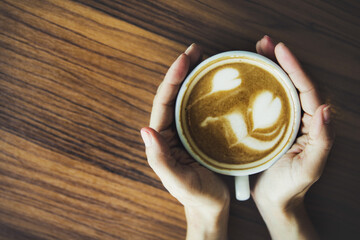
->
xmin=175 ymin=51 xmax=301 ymax=176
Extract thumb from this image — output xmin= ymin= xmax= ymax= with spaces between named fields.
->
xmin=302 ymin=104 xmax=334 ymax=180
xmin=140 ymin=127 xmax=183 ymax=186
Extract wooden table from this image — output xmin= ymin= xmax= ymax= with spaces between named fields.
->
xmin=1 ymin=1 xmax=359 ymax=239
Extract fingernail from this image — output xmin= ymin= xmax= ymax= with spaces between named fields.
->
xmin=256 ymin=41 xmax=264 ymax=55
xmin=264 ymin=35 xmax=274 ymax=43
xmin=176 ymin=53 xmax=185 ymax=61
xmin=278 ymin=42 xmax=286 ymax=47
xmin=141 ymin=129 xmax=152 ymax=147
xmin=185 ymin=43 xmax=195 ymax=54
xmin=323 ymin=105 xmax=331 ymax=124
xmin=276 ymin=42 xmax=287 ymax=53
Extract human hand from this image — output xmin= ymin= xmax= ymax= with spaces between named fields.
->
xmin=252 ymin=36 xmax=335 ymax=239
xmin=141 ymin=44 xmax=230 ymax=240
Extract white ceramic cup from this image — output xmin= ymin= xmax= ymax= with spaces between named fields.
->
xmin=175 ymin=51 xmax=301 ymax=201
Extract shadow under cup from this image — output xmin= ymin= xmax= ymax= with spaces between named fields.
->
xmin=175 ymin=51 xmax=301 ymax=200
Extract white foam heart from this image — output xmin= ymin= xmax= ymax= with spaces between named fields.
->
xmin=224 ymin=111 xmax=284 ymax=151
xmin=211 ymin=68 xmax=242 ymax=93
xmin=252 ymin=91 xmax=282 ymax=130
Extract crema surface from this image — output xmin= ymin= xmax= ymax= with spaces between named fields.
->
xmin=185 ymin=62 xmax=291 ymax=164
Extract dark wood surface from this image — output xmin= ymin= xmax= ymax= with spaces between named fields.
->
xmin=1 ymin=0 xmax=359 ymax=239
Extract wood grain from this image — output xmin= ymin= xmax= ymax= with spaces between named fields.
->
xmin=1 ymin=0 xmax=359 ymax=239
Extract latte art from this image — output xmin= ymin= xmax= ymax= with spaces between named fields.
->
xmin=184 ymin=62 xmax=292 ymax=164
xmin=200 ymin=90 xmax=284 ymax=151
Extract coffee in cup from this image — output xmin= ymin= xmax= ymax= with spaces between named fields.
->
xmin=175 ymin=51 xmax=301 ymax=200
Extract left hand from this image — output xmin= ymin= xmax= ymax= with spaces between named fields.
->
xmin=141 ymin=44 xmax=229 ymax=240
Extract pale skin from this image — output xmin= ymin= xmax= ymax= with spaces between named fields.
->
xmin=141 ymin=36 xmax=334 ymax=240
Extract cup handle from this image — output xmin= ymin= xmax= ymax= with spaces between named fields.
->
xmin=235 ymin=175 xmax=250 ymax=201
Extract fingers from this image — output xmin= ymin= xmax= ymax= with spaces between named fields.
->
xmin=150 ymin=44 xmax=202 ymax=131
xmin=185 ymin=43 xmax=203 ymax=68
xmin=150 ymin=54 xmax=189 ymax=131
xmin=256 ymin=35 xmax=276 ymax=60
xmin=302 ymin=105 xmax=334 ymax=180
xmin=140 ymin=127 xmax=183 ymax=186
xmin=274 ymin=43 xmax=322 ymax=115
xmin=255 ymin=36 xmax=322 ymax=115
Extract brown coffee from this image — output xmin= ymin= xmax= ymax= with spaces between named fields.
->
xmin=180 ymin=58 xmax=293 ymax=166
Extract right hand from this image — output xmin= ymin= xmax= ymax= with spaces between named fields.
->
xmin=252 ymin=35 xmax=334 ymax=208
xmin=251 ymin=35 xmax=335 ymax=240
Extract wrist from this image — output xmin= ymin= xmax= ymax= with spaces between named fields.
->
xmin=255 ymin=194 xmax=304 ymax=217
xmin=255 ymin=198 xmax=319 ymax=240
xmin=185 ymin=199 xmax=229 ymax=240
